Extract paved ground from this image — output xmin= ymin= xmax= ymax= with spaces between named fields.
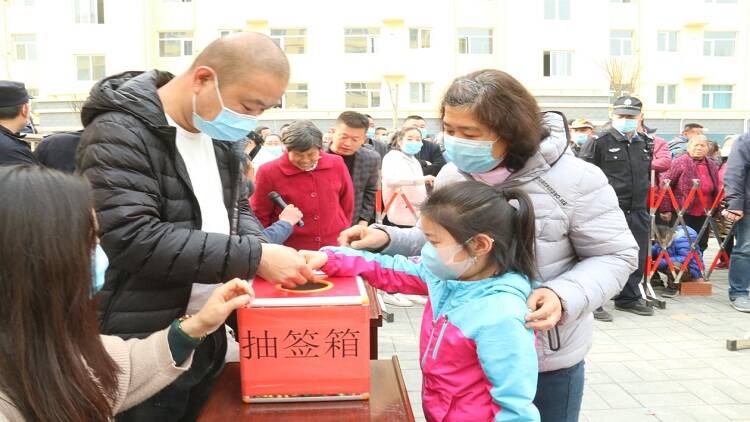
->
xmin=377 ymin=245 xmax=750 ymax=422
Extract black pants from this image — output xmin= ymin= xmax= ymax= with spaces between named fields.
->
xmin=683 ymin=214 xmax=709 ymax=252
xmin=115 ymin=327 xmax=227 ymax=422
xmin=615 ymin=209 xmax=649 ymax=306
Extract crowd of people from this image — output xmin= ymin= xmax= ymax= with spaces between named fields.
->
xmin=0 ymin=31 xmax=749 ymax=422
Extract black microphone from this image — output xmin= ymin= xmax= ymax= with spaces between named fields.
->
xmin=268 ymin=191 xmax=304 ymax=227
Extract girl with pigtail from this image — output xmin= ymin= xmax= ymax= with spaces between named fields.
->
xmin=303 ymin=181 xmax=540 ymax=422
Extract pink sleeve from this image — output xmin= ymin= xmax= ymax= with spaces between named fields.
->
xmin=322 ymin=248 xmax=429 ymax=296
xmin=651 ymin=138 xmax=672 ymax=173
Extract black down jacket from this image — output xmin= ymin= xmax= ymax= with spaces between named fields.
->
xmin=77 ymin=70 xmax=266 ymax=338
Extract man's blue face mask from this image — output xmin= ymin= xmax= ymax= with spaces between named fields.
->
xmin=192 ymin=69 xmax=258 ymax=141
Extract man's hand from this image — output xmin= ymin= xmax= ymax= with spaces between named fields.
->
xmin=525 ymin=288 xmax=563 ymax=331
xmin=278 ymin=204 xmax=303 ymax=226
xmin=423 ymin=175 xmax=436 ymax=186
xmin=659 ymin=212 xmax=672 ymax=222
xmin=181 ymin=279 xmax=254 ymax=338
xmin=257 ymin=244 xmax=315 ymax=288
xmin=722 ymin=209 xmax=744 ymax=223
xmin=338 ymin=225 xmax=390 ymax=250
xmin=299 ymin=250 xmax=328 ymax=271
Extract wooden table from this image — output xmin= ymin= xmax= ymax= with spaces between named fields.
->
xmin=366 ymin=284 xmax=383 ymax=359
xmin=197 ymin=357 xmax=415 ymax=422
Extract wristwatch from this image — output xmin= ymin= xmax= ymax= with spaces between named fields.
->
xmin=175 ymin=314 xmax=206 ymax=343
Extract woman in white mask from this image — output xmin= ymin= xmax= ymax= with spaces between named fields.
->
xmin=379 ymin=126 xmax=435 ymax=307
xmin=381 ymin=126 xmax=436 ymax=228
xmin=251 ymin=133 xmax=284 ymax=169
xmin=336 ymin=69 xmax=638 ymax=422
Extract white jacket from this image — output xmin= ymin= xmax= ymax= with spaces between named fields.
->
xmin=381 ymin=149 xmax=428 ymax=226
xmin=376 ymin=112 xmax=638 ymax=372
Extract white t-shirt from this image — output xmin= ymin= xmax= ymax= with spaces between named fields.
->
xmin=381 ymin=150 xmax=427 ymax=226
xmin=165 ymin=114 xmax=230 ymax=315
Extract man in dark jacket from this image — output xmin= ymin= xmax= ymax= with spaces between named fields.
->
xmin=0 ymin=81 xmax=39 ymax=166
xmin=723 ymin=132 xmax=750 ymax=312
xmin=363 ymin=113 xmax=389 ymax=158
xmin=403 ymin=115 xmax=446 ymax=176
xmin=582 ymin=96 xmax=654 ymax=317
xmin=328 ymin=111 xmax=381 ymax=226
xmin=77 ymin=33 xmax=314 ymax=421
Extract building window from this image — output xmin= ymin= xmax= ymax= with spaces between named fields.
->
xmin=270 ymin=28 xmax=306 ymax=54
xmin=345 ymin=82 xmax=381 ymax=108
xmin=281 ymin=83 xmax=308 ymax=109
xmin=218 ymin=29 xmax=240 ymax=37
xmin=74 ymin=0 xmax=104 ymax=24
xmin=409 ymin=82 xmax=432 ymax=104
xmin=703 ymin=31 xmax=736 ymax=56
xmin=344 ymin=28 xmax=379 ymax=54
xmin=656 ymin=84 xmax=677 ymax=105
xmin=409 ymin=28 xmax=431 ymax=49
xmin=610 ymin=30 xmax=633 ymax=56
xmin=544 ymin=0 xmax=570 ymax=20
xmin=543 ymin=51 xmax=572 ymax=77
xmin=702 ymin=85 xmax=732 ymax=109
xmin=657 ymin=31 xmax=678 ymax=52
xmin=159 ymin=32 xmax=193 ymax=57
xmin=457 ymin=28 xmax=493 ymax=54
xmin=12 ymin=34 xmax=37 ymax=61
xmin=75 ymin=55 xmax=105 ymax=81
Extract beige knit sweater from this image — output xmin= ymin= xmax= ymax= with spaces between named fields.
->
xmin=0 ymin=328 xmax=193 ymax=421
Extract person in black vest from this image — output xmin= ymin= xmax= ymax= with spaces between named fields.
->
xmin=581 ymin=96 xmax=654 ymax=317
xmin=0 ymin=81 xmax=39 ymax=166
xmin=403 ymin=115 xmax=446 ymax=177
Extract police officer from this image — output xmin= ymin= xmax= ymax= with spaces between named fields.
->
xmin=0 ymin=81 xmax=38 ymax=166
xmin=582 ymin=96 xmax=654 ymax=316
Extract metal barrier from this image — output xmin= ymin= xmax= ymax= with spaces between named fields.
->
xmin=645 ymin=169 xmax=734 ymax=306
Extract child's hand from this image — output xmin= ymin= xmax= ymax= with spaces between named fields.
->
xmin=299 ymin=250 xmax=328 ymax=271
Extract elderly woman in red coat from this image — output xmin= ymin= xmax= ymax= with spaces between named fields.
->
xmin=659 ymin=135 xmax=720 ymax=252
xmin=252 ymin=120 xmax=354 ymax=251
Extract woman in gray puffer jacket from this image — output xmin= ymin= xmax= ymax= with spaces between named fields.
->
xmin=338 ymin=69 xmax=638 ymax=422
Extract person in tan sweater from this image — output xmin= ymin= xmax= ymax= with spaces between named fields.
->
xmin=0 ymin=165 xmax=254 ymax=422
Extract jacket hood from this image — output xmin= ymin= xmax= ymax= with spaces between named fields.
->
xmin=81 ymin=70 xmax=174 ymax=129
xmin=507 ymin=111 xmax=571 ymax=184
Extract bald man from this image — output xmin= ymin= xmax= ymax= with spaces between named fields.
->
xmin=77 ymin=33 xmax=313 ymax=421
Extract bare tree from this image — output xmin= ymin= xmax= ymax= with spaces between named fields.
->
xmin=602 ymin=57 xmax=641 ymax=98
xmin=385 ymin=78 xmax=400 ymax=129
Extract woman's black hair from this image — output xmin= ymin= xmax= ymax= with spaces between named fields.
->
xmin=421 ymin=181 xmax=537 ymax=281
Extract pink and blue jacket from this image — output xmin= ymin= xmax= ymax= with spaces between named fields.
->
xmin=322 ymin=247 xmax=540 ymax=422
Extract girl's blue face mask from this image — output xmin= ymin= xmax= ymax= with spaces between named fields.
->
xmin=420 ymin=241 xmax=476 ymax=280
xmin=192 ymin=70 xmax=258 ymax=142
xmin=92 ymin=244 xmax=109 ymax=294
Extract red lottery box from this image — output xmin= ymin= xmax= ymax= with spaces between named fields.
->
xmin=237 ymin=275 xmax=370 ymax=403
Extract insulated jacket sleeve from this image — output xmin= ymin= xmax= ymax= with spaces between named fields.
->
xmin=77 ymin=118 xmax=263 ymax=286
xmin=542 ymin=164 xmax=638 ymax=324
xmin=724 ymin=134 xmax=750 ymax=211
xmin=321 ymin=247 xmax=429 ymax=295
